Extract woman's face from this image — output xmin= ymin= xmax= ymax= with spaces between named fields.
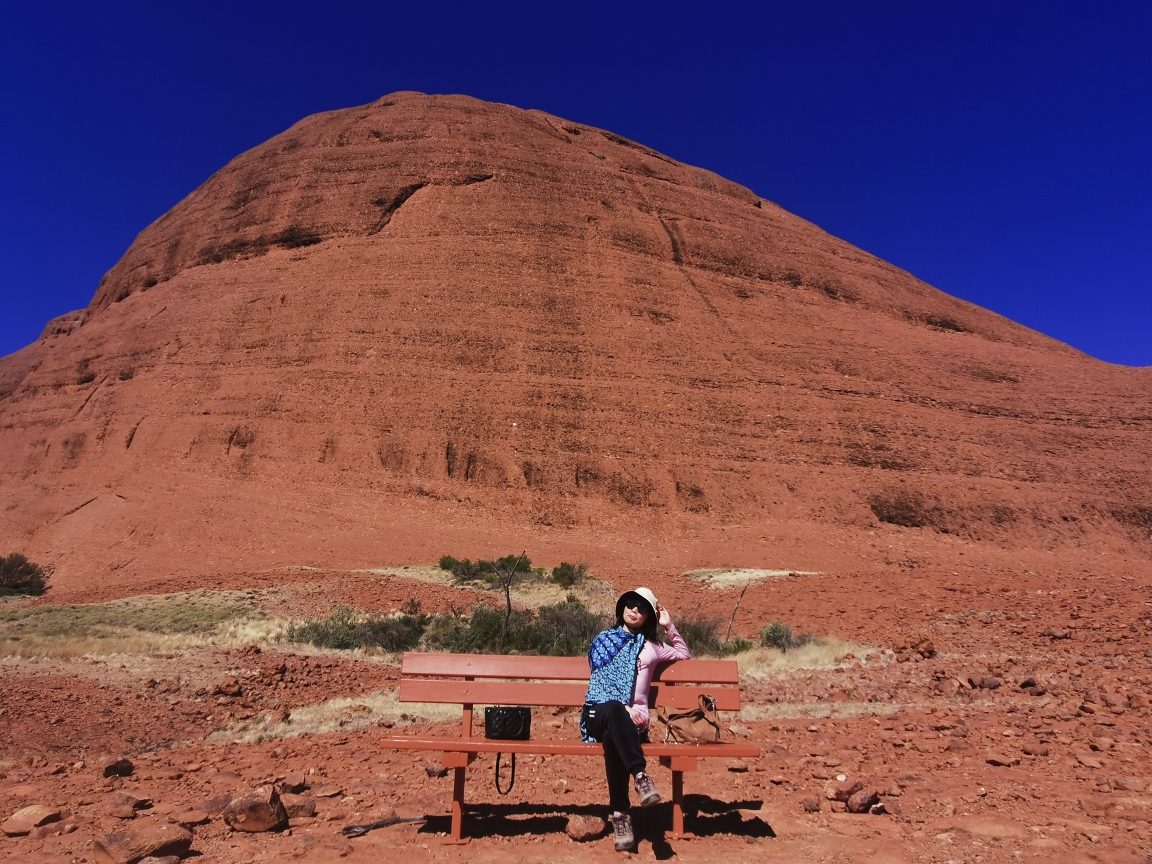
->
xmin=622 ymin=602 xmax=649 ymax=629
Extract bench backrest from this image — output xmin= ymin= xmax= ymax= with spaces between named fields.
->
xmin=398 ymin=652 xmax=741 ymax=736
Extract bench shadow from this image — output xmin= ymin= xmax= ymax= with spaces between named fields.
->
xmin=419 ymin=796 xmax=773 ymax=853
xmin=681 ymin=794 xmax=776 ymax=839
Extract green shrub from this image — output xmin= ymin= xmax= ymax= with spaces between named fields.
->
xmin=759 ymin=620 xmax=792 ymax=651
xmin=286 ymin=605 xmax=361 ymax=649
xmin=759 ymin=620 xmax=814 ymax=652
xmin=286 ymin=601 xmax=429 ymax=652
xmin=438 ymin=553 xmax=530 ymax=584
xmin=550 ymin=562 xmax=587 ymax=588
xmin=0 ymin=553 xmax=49 ymax=596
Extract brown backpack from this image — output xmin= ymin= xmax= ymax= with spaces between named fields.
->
xmin=657 ymin=694 xmax=722 ymax=744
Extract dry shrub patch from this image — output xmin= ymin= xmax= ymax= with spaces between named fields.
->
xmin=287 ymin=596 xmax=610 ymax=657
xmin=0 ymin=590 xmax=259 ymax=656
xmin=0 ymin=553 xmax=49 ymax=596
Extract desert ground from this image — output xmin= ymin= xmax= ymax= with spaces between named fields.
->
xmin=4 ymin=554 xmax=1152 ymax=864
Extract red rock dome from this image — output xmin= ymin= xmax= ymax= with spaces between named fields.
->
xmin=1 ymin=91 xmax=1149 ymax=596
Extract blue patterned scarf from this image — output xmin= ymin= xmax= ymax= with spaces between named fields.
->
xmin=580 ymin=627 xmax=645 ymax=742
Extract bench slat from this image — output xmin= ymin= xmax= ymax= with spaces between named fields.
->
xmin=655 ymin=659 xmax=739 ymax=684
xmin=400 ymin=679 xmax=741 ymax=710
xmin=400 ymin=652 xmax=739 ymax=684
xmin=401 ymin=652 xmax=589 ymax=679
xmin=380 ymin=735 xmax=761 ymax=758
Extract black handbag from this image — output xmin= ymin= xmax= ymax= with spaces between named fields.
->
xmin=484 ymin=705 xmax=531 ymax=740
xmin=484 ymin=706 xmax=530 ymax=795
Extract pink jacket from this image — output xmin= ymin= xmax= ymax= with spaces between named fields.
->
xmin=630 ymin=622 xmax=691 ymax=728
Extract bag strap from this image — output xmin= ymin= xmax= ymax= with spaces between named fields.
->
xmin=495 ymin=752 xmax=516 ymax=795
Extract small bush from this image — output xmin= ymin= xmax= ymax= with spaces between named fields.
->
xmin=118 ymin=369 xmax=134 ymax=381
xmin=550 ymin=561 xmax=588 ymax=588
xmin=782 ymin=269 xmax=802 ymax=287
xmin=869 ymin=492 xmax=930 ymax=528
xmin=759 ymin=620 xmax=791 ymax=651
xmin=286 ymin=601 xmax=430 ymax=652
xmin=759 ymin=620 xmax=815 ymax=653
xmin=438 ymin=553 xmax=530 ymax=584
xmin=0 ymin=553 xmax=48 ymax=596
xmin=675 ymin=615 xmax=753 ymax=657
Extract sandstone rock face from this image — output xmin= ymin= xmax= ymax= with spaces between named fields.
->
xmin=1 ymin=91 xmax=1150 ymax=591
xmin=2 ymin=804 xmax=61 ymax=836
xmin=92 ymin=821 xmax=192 ymax=864
xmin=221 ymin=785 xmax=288 ymax=832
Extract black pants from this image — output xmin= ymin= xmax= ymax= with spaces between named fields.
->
xmin=582 ymin=701 xmax=646 ymax=812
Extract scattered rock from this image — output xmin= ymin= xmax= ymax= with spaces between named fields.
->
xmin=869 ymin=801 xmax=887 ymax=815
xmin=827 ymin=777 xmax=863 ymax=802
xmin=727 ymin=760 xmax=748 ymax=773
xmin=109 ymin=805 xmax=138 ymax=820
xmin=424 ymin=763 xmax=449 ymax=778
xmin=802 ymin=798 xmax=821 ymax=813
xmin=172 ymin=809 xmax=210 ymax=828
xmin=1019 ymin=677 xmax=1037 ymax=689
xmin=114 ymin=793 xmax=153 ymax=811
xmin=1040 ymin=628 xmax=1071 ymax=640
xmin=222 ymin=785 xmax=288 ymax=832
xmin=1021 ymin=741 xmax=1050 ymax=757
xmin=553 ymin=779 xmax=569 ymax=794
xmin=1075 ymin=751 xmax=1104 ymax=769
xmin=281 ymin=794 xmax=316 ymax=818
xmin=883 ymin=799 xmax=903 ymax=817
xmin=945 ymin=738 xmax=973 ymax=752
xmin=312 ymin=786 xmax=343 ymax=798
xmin=138 ymin=857 xmax=181 ymax=864
xmin=986 ymin=752 xmax=1021 ymax=767
xmin=92 ymin=821 xmax=193 ymax=864
xmin=279 ymin=772 xmax=308 ymax=794
xmin=565 ymin=814 xmax=606 ymax=841
xmin=1113 ymin=777 xmax=1146 ymax=792
xmin=830 ymin=801 xmax=847 ymax=813
xmin=214 ymin=676 xmax=242 ymax=697
xmin=847 ymin=788 xmax=880 ymax=814
xmin=103 ymin=757 xmax=134 ymax=778
xmin=3 ymin=805 xmax=61 ymax=836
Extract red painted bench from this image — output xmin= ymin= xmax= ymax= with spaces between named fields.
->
xmin=379 ymin=651 xmax=760 ymax=843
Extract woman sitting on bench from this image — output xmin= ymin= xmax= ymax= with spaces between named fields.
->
xmin=580 ymin=587 xmax=690 ymax=852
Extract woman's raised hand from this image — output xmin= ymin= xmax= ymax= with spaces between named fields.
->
xmin=657 ymin=604 xmax=672 ymax=628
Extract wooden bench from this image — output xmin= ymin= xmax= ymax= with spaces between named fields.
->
xmin=379 ymin=651 xmax=761 ymax=844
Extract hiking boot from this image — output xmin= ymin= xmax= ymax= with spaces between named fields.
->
xmin=634 ymin=771 xmax=661 ymax=807
xmin=611 ymin=811 xmax=634 ymax=851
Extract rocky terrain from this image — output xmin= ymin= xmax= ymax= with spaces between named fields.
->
xmin=1 ymin=92 xmax=1151 ymax=861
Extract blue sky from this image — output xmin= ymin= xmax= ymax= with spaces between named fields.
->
xmin=1 ymin=1 xmax=1149 ymax=364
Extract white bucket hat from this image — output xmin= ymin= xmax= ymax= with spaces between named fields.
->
xmin=616 ymin=587 xmax=658 ymax=622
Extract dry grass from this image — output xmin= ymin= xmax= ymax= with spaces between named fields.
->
xmin=209 ymin=690 xmax=461 ymax=744
xmin=732 ymin=638 xmax=875 ymax=679
xmin=0 ymin=590 xmax=279 ymax=658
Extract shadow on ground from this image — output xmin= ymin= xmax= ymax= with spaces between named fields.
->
xmin=419 ymin=795 xmax=774 ymax=855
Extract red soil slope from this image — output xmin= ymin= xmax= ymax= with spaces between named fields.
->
xmin=1 ymin=91 xmax=1149 ymax=598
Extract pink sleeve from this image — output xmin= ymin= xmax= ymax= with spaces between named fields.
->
xmin=628 ymin=623 xmax=691 ymax=728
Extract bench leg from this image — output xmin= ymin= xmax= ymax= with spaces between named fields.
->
xmin=670 ymin=770 xmax=694 ymax=839
xmin=443 ymin=766 xmax=470 ymax=845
